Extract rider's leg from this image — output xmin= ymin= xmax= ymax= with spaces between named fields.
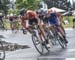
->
xmin=10 ymin=22 xmax=13 ymax=30
xmin=60 ymin=24 xmax=66 ymax=34
xmin=21 ymin=19 xmax=27 ymax=34
xmin=57 ymin=25 xmax=65 ymax=37
xmin=57 ymin=25 xmax=68 ymax=43
xmin=39 ymin=24 xmax=49 ymax=43
xmin=39 ymin=25 xmax=51 ymax=48
xmin=21 ymin=19 xmax=26 ymax=30
xmin=27 ymin=25 xmax=33 ymax=33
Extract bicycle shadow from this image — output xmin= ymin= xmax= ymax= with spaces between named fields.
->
xmin=37 ymin=47 xmax=67 ymax=60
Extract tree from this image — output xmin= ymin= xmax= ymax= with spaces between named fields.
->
xmin=0 ymin=0 xmax=10 ymax=15
xmin=15 ymin=0 xmax=40 ymax=10
xmin=44 ymin=0 xmax=59 ymax=8
xmin=8 ymin=9 xmax=19 ymax=16
xmin=44 ymin=0 xmax=71 ymax=10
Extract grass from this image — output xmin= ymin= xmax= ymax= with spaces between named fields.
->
xmin=62 ymin=16 xmax=73 ymax=28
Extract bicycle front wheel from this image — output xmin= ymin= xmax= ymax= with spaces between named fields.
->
xmin=0 ymin=41 xmax=5 ymax=60
xmin=32 ymin=35 xmax=44 ymax=55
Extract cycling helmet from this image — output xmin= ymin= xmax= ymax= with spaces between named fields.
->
xmin=20 ymin=8 xmax=27 ymax=16
xmin=38 ymin=8 xmax=48 ymax=14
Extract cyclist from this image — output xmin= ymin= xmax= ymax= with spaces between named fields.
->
xmin=20 ymin=8 xmax=27 ymax=34
xmin=9 ymin=13 xmax=18 ymax=33
xmin=13 ymin=14 xmax=19 ymax=30
xmin=9 ymin=14 xmax=14 ymax=30
xmin=20 ymin=9 xmax=50 ymax=48
xmin=48 ymin=9 xmax=68 ymax=43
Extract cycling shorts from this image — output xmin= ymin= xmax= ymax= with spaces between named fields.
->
xmin=29 ymin=18 xmax=38 ymax=25
xmin=48 ymin=16 xmax=58 ymax=26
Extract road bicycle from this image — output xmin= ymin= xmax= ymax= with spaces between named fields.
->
xmin=31 ymin=24 xmax=50 ymax=55
xmin=43 ymin=26 xmax=57 ymax=46
xmin=52 ymin=26 xmax=67 ymax=48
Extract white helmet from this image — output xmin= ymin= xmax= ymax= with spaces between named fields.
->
xmin=38 ymin=8 xmax=48 ymax=14
xmin=0 ymin=13 xmax=2 ymax=15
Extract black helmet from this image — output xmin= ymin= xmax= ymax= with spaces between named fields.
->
xmin=20 ymin=8 xmax=27 ymax=16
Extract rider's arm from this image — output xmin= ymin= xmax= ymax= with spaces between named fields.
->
xmin=35 ymin=15 xmax=41 ymax=26
xmin=57 ymin=13 xmax=63 ymax=25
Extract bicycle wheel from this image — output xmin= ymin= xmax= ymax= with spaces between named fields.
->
xmin=0 ymin=41 xmax=5 ymax=60
xmin=32 ymin=35 xmax=44 ymax=54
xmin=47 ymin=30 xmax=57 ymax=45
xmin=56 ymin=34 xmax=67 ymax=48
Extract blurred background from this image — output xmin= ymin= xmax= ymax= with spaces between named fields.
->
xmin=0 ymin=0 xmax=75 ymax=29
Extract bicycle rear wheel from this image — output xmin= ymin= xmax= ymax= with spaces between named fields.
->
xmin=0 ymin=41 xmax=5 ymax=60
xmin=47 ymin=30 xmax=57 ymax=45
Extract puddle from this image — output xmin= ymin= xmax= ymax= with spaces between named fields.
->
xmin=0 ymin=40 xmax=30 ymax=51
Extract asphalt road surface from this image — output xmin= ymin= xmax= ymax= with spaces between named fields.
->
xmin=0 ymin=28 xmax=75 ymax=60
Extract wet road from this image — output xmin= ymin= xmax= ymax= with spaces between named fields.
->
xmin=0 ymin=28 xmax=75 ymax=60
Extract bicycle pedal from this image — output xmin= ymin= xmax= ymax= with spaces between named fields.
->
xmin=35 ymin=41 xmax=40 ymax=45
xmin=46 ymin=44 xmax=51 ymax=48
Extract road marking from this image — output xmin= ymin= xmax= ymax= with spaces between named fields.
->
xmin=65 ymin=28 xmax=73 ymax=30
xmin=66 ymin=58 xmax=75 ymax=60
xmin=67 ymin=49 xmax=75 ymax=52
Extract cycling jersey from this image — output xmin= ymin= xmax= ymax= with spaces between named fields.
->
xmin=48 ymin=13 xmax=58 ymax=25
xmin=26 ymin=10 xmax=38 ymax=25
xmin=27 ymin=10 xmax=36 ymax=19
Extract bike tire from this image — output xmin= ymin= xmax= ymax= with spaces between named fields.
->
xmin=47 ymin=31 xmax=57 ymax=45
xmin=32 ymin=35 xmax=44 ymax=55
